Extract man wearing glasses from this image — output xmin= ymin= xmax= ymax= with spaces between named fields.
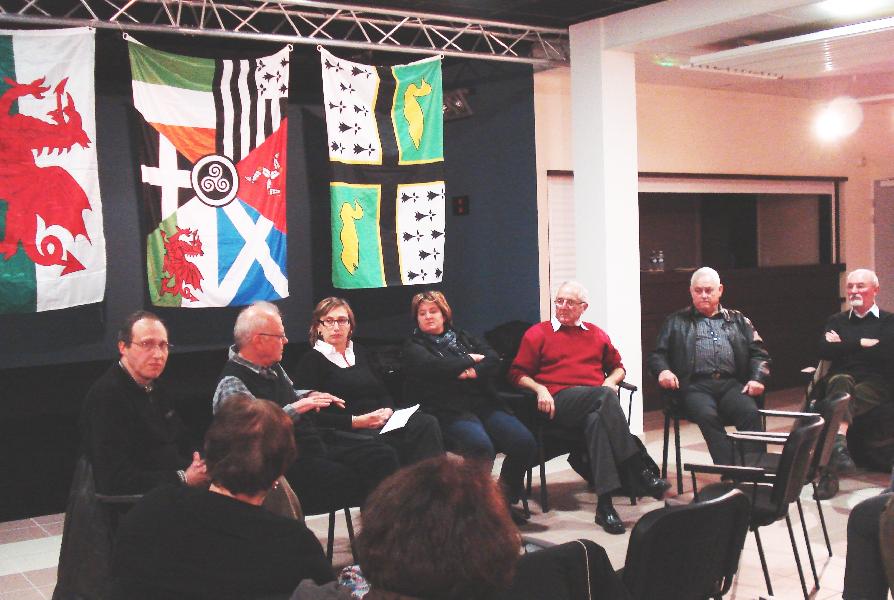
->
xmin=213 ymin=301 xmax=398 ymax=515
xmin=83 ymin=310 xmax=208 ymax=495
xmin=509 ymin=281 xmax=670 ymax=534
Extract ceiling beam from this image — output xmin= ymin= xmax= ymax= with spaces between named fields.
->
xmin=0 ymin=0 xmax=570 ymax=66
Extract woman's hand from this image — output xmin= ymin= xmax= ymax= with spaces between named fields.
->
xmin=467 ymin=353 xmax=485 ymax=363
xmin=457 ymin=367 xmax=477 ymax=379
xmin=352 ymin=408 xmax=393 ymax=429
xmin=291 ymin=392 xmax=346 ymax=414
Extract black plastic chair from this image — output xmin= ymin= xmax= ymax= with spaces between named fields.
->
xmin=662 ymin=388 xmax=766 ymax=495
xmin=685 ymin=414 xmax=824 ymax=600
xmin=729 ymin=392 xmax=850 ymax=562
xmin=503 ymin=382 xmax=637 ymax=513
xmin=621 ymin=488 xmax=751 ymax=600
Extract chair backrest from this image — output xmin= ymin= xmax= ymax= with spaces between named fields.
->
xmin=622 ymin=489 xmax=751 ymax=600
xmin=808 ymin=392 xmax=851 ymax=479
xmin=771 ymin=414 xmax=824 ymax=511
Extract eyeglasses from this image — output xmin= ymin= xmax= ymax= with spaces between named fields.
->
xmin=258 ymin=332 xmax=288 ymax=341
xmin=132 ymin=340 xmax=172 ymax=352
xmin=319 ymin=317 xmax=350 ymax=328
xmin=554 ymin=298 xmax=584 ymax=307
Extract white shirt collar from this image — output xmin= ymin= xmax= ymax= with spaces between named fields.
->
xmin=551 ymin=316 xmax=588 ymax=332
xmin=313 ymin=339 xmax=355 ymax=367
xmin=850 ymin=304 xmax=880 ymax=319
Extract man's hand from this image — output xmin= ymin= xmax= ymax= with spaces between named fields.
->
xmin=658 ymin=369 xmax=679 ymax=390
xmin=185 ymin=451 xmax=209 ymax=487
xmin=353 ymin=408 xmax=393 ymax=429
xmin=292 ymin=391 xmax=346 ymax=414
xmin=457 ymin=367 xmax=477 ymax=379
xmin=825 ymin=330 xmax=842 ymax=343
xmin=741 ymin=380 xmax=765 ymax=397
xmin=861 ymin=338 xmax=880 ymax=348
xmin=535 ymin=387 xmax=556 ymax=419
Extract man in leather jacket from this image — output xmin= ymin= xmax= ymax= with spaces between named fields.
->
xmin=647 ymin=267 xmax=771 ymax=465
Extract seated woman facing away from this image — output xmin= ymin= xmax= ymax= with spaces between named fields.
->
xmin=293 ymin=297 xmax=443 ymax=465
xmin=109 ymin=394 xmax=334 ymax=600
xmin=291 ymin=455 xmax=629 ymax=600
xmin=401 ymin=290 xmax=537 ymax=522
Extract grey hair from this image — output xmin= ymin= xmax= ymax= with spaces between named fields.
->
xmin=848 ymin=268 xmax=879 ymax=287
xmin=557 ymin=280 xmax=589 ymax=304
xmin=234 ymin=301 xmax=282 ymax=348
xmin=690 ymin=267 xmax=721 ymax=287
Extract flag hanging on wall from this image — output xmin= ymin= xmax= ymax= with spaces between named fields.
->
xmin=0 ymin=27 xmax=105 ymax=314
xmin=320 ymin=48 xmax=445 ymax=289
xmin=129 ymin=40 xmax=290 ymax=307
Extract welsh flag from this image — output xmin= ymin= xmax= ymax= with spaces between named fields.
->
xmin=129 ymin=41 xmax=289 ymax=307
xmin=0 ymin=28 xmax=105 ymax=313
xmin=320 ymin=48 xmax=445 ymax=289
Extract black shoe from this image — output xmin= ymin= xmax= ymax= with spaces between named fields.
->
xmin=829 ymin=435 xmax=856 ymax=474
xmin=595 ymin=504 xmax=625 ymax=535
xmin=639 ymin=469 xmax=672 ymax=500
xmin=813 ymin=471 xmax=840 ymax=500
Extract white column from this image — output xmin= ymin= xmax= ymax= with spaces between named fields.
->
xmin=569 ymin=20 xmax=643 ymax=431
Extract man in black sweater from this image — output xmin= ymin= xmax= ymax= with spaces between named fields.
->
xmin=819 ymin=268 xmax=894 ymax=472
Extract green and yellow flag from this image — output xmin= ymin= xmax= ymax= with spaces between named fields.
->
xmin=321 ymin=49 xmax=445 ymax=289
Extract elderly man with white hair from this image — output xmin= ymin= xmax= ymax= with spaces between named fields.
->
xmin=647 ymin=267 xmax=771 ymax=466
xmin=510 ymin=281 xmax=670 ymax=535
xmin=817 ymin=268 xmax=894 ymax=473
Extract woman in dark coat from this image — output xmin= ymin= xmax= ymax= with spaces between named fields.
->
xmin=401 ymin=290 xmax=536 ymax=510
xmin=294 ymin=297 xmax=443 ymax=465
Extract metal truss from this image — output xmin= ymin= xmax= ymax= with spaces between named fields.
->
xmin=0 ymin=0 xmax=569 ymax=66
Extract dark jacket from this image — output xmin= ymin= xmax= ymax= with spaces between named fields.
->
xmin=401 ymin=327 xmax=508 ymax=422
xmin=647 ymin=305 xmax=771 ymax=389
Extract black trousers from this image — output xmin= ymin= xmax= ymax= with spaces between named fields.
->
xmin=843 ymin=492 xmax=892 ymax=600
xmin=683 ymin=377 xmax=763 ymax=465
xmin=286 ymin=431 xmax=399 ymax=515
xmin=553 ymin=386 xmax=639 ymax=496
xmin=356 ymin=410 xmax=444 ymax=465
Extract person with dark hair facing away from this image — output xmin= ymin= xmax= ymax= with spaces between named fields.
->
xmin=109 ymin=394 xmax=335 ymax=600
xmin=843 ymin=489 xmax=894 ymax=600
xmin=294 ymin=296 xmax=443 ymax=465
xmin=291 ymin=455 xmax=629 ymax=600
xmin=213 ymin=301 xmax=399 ymax=514
xmin=510 ymin=281 xmax=670 ymax=535
xmin=401 ymin=290 xmax=536 ymax=524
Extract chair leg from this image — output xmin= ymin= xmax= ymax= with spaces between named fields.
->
xmin=662 ymin=413 xmax=670 ymax=480
xmin=673 ymin=416 xmax=683 ymax=495
xmin=537 ymin=429 xmax=549 ymax=513
xmin=754 ymin=528 xmax=773 ymax=597
xmin=796 ymin=498 xmax=819 ymax=589
xmin=344 ymin=508 xmax=357 ymax=561
xmin=326 ymin=511 xmax=336 ymax=562
xmin=785 ymin=513 xmax=810 ymax=600
xmin=521 ymin=477 xmax=531 ymax=518
xmin=812 ymin=481 xmax=833 ymax=557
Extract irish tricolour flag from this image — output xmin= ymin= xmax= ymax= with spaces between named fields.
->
xmin=0 ymin=28 xmax=105 ymax=313
xmin=129 ymin=41 xmax=289 ymax=307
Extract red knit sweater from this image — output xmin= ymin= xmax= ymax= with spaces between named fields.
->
xmin=508 ymin=321 xmax=624 ymax=395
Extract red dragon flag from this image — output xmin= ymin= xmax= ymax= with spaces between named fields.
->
xmin=0 ymin=28 xmax=105 ymax=313
xmin=129 ymin=39 xmax=290 ymax=308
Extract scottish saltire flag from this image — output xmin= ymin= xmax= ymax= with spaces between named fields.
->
xmin=0 ymin=28 xmax=105 ymax=313
xmin=320 ymin=48 xmax=445 ymax=289
xmin=129 ymin=40 xmax=289 ymax=307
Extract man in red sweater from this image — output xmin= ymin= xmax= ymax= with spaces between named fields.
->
xmin=509 ymin=281 xmax=669 ymax=534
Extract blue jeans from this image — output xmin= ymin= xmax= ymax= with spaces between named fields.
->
xmin=443 ymin=410 xmax=536 ymax=501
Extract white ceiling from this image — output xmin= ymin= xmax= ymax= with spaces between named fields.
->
xmin=610 ymin=0 xmax=894 ymax=100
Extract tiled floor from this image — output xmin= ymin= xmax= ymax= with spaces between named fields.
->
xmin=2 ymin=387 xmax=891 ymax=599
